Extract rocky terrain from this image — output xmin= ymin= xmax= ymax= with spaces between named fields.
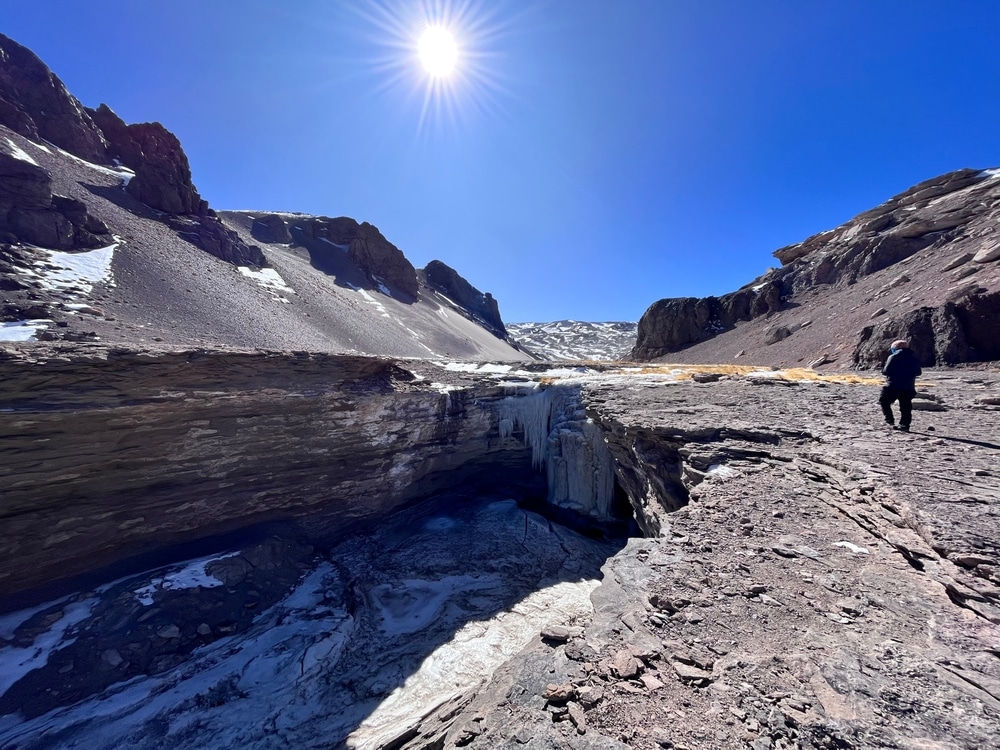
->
xmin=633 ymin=169 xmax=1000 ymax=370
xmin=508 ymin=321 xmax=637 ymax=362
xmin=2 ymin=345 xmax=999 ymax=749
xmin=0 ymin=32 xmax=523 ymax=360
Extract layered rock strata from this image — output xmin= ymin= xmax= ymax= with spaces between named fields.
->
xmin=0 ymin=347 xmax=545 ymax=594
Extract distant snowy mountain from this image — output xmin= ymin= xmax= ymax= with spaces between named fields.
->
xmin=507 ymin=321 xmax=637 ymax=361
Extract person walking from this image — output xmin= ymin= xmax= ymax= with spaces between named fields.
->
xmin=880 ymin=339 xmax=922 ymax=431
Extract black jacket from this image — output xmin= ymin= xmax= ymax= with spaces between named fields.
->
xmin=883 ymin=348 xmax=922 ymax=391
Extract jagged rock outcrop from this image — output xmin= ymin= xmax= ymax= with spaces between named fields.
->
xmin=422 ymin=259 xmax=507 ymax=338
xmin=0 ymin=33 xmax=107 ymax=163
xmin=295 ymin=216 xmax=419 ymax=296
xmin=0 ymin=150 xmax=110 ymax=248
xmin=633 ymin=169 xmax=1000 ymax=367
xmin=88 ymin=103 xmax=204 ymax=215
xmin=250 ymin=213 xmax=293 ymax=244
xmin=171 ymin=214 xmax=267 ymax=266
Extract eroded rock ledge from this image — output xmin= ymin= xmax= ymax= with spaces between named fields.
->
xmin=0 ymin=346 xmax=541 ymax=594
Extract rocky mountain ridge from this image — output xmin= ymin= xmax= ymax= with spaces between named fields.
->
xmin=633 ymin=168 xmax=1000 ymax=369
xmin=0 ymin=33 xmax=519 ymax=360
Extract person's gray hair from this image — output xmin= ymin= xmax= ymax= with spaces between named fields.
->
xmin=891 ymin=339 xmax=909 ymax=349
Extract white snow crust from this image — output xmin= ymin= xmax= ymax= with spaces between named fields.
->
xmin=4 ymin=138 xmax=37 ymax=165
xmin=237 ymin=266 xmax=295 ymax=302
xmin=0 ymin=320 xmax=50 ymax=342
xmin=34 ymin=242 xmax=117 ymax=294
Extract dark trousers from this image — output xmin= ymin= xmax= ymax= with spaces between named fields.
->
xmin=880 ymin=386 xmax=914 ymax=427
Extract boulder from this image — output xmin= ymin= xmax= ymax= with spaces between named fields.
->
xmin=632 ymin=297 xmax=719 ymax=359
xmin=852 ymin=304 xmax=970 ymax=368
xmin=0 ymin=33 xmax=108 ymax=163
xmin=973 ymin=238 xmax=1000 ymax=263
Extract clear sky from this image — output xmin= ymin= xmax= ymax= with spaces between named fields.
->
xmin=4 ymin=1 xmax=999 ymax=322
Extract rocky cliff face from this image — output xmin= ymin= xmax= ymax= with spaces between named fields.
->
xmin=0 ymin=33 xmax=107 ymax=163
xmin=633 ymin=169 xmax=1000 ymax=368
xmin=89 ymin=103 xmax=205 ymax=216
xmin=0 ymin=346 xmax=543 ymax=594
xmin=0 ymin=149 xmax=111 ymax=249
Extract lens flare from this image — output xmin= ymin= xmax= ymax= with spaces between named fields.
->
xmin=418 ymin=26 xmax=458 ymax=77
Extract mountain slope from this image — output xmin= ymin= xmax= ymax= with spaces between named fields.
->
xmin=633 ymin=168 xmax=1000 ymax=368
xmin=0 ymin=34 xmax=526 ymax=360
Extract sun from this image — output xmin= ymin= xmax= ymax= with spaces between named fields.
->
xmin=418 ymin=26 xmax=458 ymax=77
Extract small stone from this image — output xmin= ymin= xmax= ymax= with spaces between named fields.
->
xmin=542 ymin=683 xmax=577 ymax=703
xmin=196 ymin=623 xmax=212 ymax=636
xmin=540 ymin=625 xmax=572 ymax=643
xmin=567 ymin=701 xmax=587 ymax=734
xmin=837 ymin=599 xmax=863 ymax=617
xmin=641 ymin=673 xmax=665 ymax=691
xmin=101 ymin=649 xmax=124 ymax=667
xmin=771 ymin=545 xmax=799 ymax=558
xmin=671 ymin=660 xmax=713 ymax=684
xmin=611 ymin=650 xmax=642 ymax=679
xmin=577 ymin=685 xmax=605 ymax=707
xmin=157 ymin=624 xmax=181 ymax=639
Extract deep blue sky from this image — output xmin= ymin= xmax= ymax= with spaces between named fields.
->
xmin=5 ymin=1 xmax=999 ymax=322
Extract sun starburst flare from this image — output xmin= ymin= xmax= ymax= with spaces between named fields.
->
xmin=344 ymin=0 xmax=528 ymax=135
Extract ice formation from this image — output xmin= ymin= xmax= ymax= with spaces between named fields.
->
xmin=498 ymin=385 xmax=615 ymax=519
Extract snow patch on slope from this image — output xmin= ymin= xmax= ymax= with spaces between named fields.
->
xmin=3 ymin=138 xmax=37 ymax=165
xmin=238 ymin=267 xmax=295 ymax=302
xmin=35 ymin=242 xmax=117 ymax=294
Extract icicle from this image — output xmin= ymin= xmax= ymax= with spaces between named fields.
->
xmin=498 ymin=391 xmax=552 ymax=469
xmin=498 ymin=385 xmax=615 ymax=519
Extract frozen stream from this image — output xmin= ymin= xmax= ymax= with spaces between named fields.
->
xmin=0 ymin=495 xmax=621 ymax=749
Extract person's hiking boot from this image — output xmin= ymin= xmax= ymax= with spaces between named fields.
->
xmin=899 ymin=424 xmax=910 ymax=432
